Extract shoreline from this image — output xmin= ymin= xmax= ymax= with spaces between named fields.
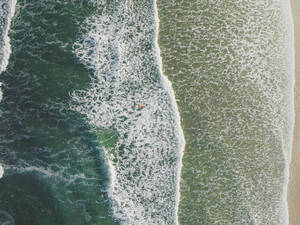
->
xmin=288 ymin=0 xmax=300 ymax=225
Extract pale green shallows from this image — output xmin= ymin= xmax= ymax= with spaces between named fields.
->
xmin=157 ymin=1 xmax=293 ymax=224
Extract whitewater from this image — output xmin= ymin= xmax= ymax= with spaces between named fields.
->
xmin=72 ymin=0 xmax=185 ymax=224
xmin=0 ymin=0 xmax=17 ymax=182
xmin=0 ymin=0 xmax=16 ymax=74
xmin=0 ymin=0 xmax=17 ymax=102
xmin=0 ymin=0 xmax=17 ymax=224
xmin=157 ymin=0 xmax=295 ymax=224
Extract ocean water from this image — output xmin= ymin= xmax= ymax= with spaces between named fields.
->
xmin=0 ymin=0 xmax=294 ymax=225
xmin=0 ymin=0 xmax=183 ymax=224
xmin=71 ymin=1 xmax=184 ymax=224
xmin=0 ymin=0 xmax=16 ymax=74
xmin=0 ymin=0 xmax=117 ymax=224
xmin=0 ymin=0 xmax=16 ymax=102
xmin=157 ymin=0 xmax=294 ymax=224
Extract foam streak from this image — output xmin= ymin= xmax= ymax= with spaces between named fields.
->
xmin=153 ymin=0 xmax=186 ymax=224
xmin=0 ymin=0 xmax=16 ymax=74
xmin=0 ymin=0 xmax=17 ymax=102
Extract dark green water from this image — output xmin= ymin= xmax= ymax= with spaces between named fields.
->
xmin=0 ymin=0 xmax=183 ymax=224
xmin=0 ymin=1 xmax=118 ymax=224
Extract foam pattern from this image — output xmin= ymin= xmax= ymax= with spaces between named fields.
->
xmin=72 ymin=1 xmax=183 ymax=224
xmin=0 ymin=0 xmax=16 ymax=74
xmin=0 ymin=0 xmax=16 ymax=103
xmin=0 ymin=164 xmax=3 ymax=179
xmin=156 ymin=0 xmax=294 ymax=224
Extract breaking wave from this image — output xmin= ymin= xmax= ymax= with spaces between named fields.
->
xmin=71 ymin=1 xmax=185 ymax=224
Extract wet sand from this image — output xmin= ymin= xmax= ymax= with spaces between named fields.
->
xmin=288 ymin=1 xmax=300 ymax=224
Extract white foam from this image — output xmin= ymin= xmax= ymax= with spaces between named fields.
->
xmin=0 ymin=82 xmax=3 ymax=102
xmin=2 ymin=164 xmax=90 ymax=185
xmin=71 ymin=1 xmax=185 ymax=224
xmin=153 ymin=0 xmax=294 ymax=224
xmin=0 ymin=164 xmax=4 ymax=178
xmin=0 ymin=0 xmax=17 ymax=74
xmin=0 ymin=0 xmax=17 ymax=101
xmin=153 ymin=1 xmax=186 ymax=224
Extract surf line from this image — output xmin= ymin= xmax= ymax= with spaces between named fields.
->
xmin=0 ymin=0 xmax=17 ymax=180
xmin=153 ymin=1 xmax=186 ymax=224
xmin=0 ymin=0 xmax=17 ymax=102
xmin=285 ymin=0 xmax=296 ymax=224
xmin=0 ymin=0 xmax=17 ymax=74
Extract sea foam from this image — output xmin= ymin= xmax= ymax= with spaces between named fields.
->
xmin=153 ymin=0 xmax=186 ymax=223
xmin=0 ymin=0 xmax=17 ymax=101
xmin=282 ymin=0 xmax=295 ymax=224
xmin=156 ymin=0 xmax=294 ymax=224
xmin=0 ymin=164 xmax=3 ymax=178
xmin=72 ymin=1 xmax=184 ymax=224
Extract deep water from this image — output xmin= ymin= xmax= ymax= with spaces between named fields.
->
xmin=0 ymin=1 xmax=117 ymax=224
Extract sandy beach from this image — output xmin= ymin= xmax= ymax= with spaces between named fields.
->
xmin=288 ymin=1 xmax=300 ymax=224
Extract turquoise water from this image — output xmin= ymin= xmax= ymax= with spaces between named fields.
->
xmin=0 ymin=0 xmax=294 ymax=224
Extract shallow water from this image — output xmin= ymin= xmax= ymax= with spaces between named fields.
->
xmin=157 ymin=0 xmax=294 ymax=224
